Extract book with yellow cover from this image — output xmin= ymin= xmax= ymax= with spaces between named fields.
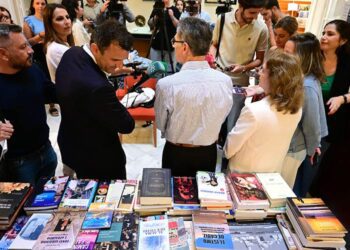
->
xmin=287 ymin=198 xmax=347 ymax=238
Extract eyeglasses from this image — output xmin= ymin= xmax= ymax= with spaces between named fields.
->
xmin=171 ymin=37 xmax=185 ymax=46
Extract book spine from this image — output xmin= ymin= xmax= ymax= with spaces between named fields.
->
xmin=276 ymin=215 xmax=297 ymax=250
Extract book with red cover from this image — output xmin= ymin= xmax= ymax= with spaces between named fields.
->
xmin=229 ymin=173 xmax=268 ymax=202
xmin=173 ymin=177 xmax=199 ymax=206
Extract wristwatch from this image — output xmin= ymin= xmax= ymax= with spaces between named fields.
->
xmin=343 ymin=94 xmax=348 ymax=104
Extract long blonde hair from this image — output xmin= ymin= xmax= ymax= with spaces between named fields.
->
xmin=266 ymin=50 xmax=304 ymax=114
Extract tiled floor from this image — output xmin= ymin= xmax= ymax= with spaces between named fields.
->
xmin=47 ymin=105 xmax=165 ymax=180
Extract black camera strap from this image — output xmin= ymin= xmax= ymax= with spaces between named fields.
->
xmin=215 ymin=13 xmax=225 ymax=59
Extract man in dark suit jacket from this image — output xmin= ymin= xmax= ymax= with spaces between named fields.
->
xmin=56 ymin=20 xmax=135 ymax=180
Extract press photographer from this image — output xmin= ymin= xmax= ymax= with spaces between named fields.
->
xmin=148 ymin=0 xmax=180 ymax=73
xmin=180 ymin=0 xmax=211 ymax=24
xmin=83 ymin=0 xmax=134 ymax=27
xmin=104 ymin=0 xmax=135 ymax=25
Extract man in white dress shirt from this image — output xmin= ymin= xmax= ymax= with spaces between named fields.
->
xmin=155 ymin=17 xmax=233 ymax=176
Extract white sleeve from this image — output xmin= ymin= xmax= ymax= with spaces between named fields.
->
xmin=224 ymin=105 xmax=257 ymax=159
xmin=72 ymin=22 xmax=90 ymax=47
xmin=46 ymin=43 xmax=69 ymax=83
xmin=155 ymin=81 xmax=172 ymax=135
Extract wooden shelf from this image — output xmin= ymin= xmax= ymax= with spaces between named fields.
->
xmin=278 ymin=0 xmax=312 ymax=33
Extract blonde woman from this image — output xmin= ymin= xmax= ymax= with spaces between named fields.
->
xmin=224 ymin=50 xmax=303 ymax=174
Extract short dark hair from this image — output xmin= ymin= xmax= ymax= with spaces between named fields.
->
xmin=263 ymin=0 xmax=280 ymax=9
xmin=274 ymin=16 xmax=298 ymax=36
xmin=288 ymin=32 xmax=325 ymax=83
xmin=91 ymin=19 xmax=133 ymax=53
xmin=0 ymin=23 xmax=22 ymax=48
xmin=238 ymin=0 xmax=267 ymax=9
xmin=324 ymin=19 xmax=350 ymax=56
xmin=177 ymin=17 xmax=212 ymax=56
xmin=62 ymin=0 xmax=82 ymax=21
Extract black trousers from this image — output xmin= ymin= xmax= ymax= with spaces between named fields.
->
xmin=162 ymin=141 xmax=217 ymax=177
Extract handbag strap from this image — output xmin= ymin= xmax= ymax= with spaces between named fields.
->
xmin=215 ymin=13 xmax=226 ymax=59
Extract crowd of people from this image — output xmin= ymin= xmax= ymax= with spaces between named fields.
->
xmin=0 ymin=0 xmax=350 ymax=231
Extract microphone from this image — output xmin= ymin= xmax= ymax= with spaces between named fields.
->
xmin=128 ymin=61 xmax=167 ymax=93
xmin=146 ymin=61 xmax=168 ymax=78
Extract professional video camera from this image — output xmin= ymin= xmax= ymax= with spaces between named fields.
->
xmin=107 ymin=0 xmax=127 ymax=19
xmin=185 ymin=0 xmax=200 ymax=16
xmin=216 ymin=0 xmax=236 ymax=15
xmin=152 ymin=0 xmax=165 ymax=19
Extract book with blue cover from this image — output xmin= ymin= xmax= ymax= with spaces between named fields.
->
xmin=59 ymin=179 xmax=98 ymax=211
xmin=82 ymin=211 xmax=113 ymax=230
xmin=8 ymin=213 xmax=51 ymax=250
xmin=137 ymin=218 xmax=169 ymax=250
xmin=24 ymin=176 xmax=69 ymax=211
xmin=0 ymin=216 xmax=29 ymax=250
xmin=229 ymin=220 xmax=288 ymax=250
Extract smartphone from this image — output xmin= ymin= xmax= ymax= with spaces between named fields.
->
xmin=224 ymin=65 xmax=236 ymax=72
xmin=313 ymin=153 xmax=319 ymax=166
xmin=233 ymin=86 xmax=246 ymax=95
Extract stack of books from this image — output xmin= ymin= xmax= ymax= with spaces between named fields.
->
xmin=192 ymin=210 xmax=233 ymax=250
xmin=0 ymin=182 xmax=32 ymax=230
xmin=196 ymin=171 xmax=232 ymax=210
xmin=256 ymin=173 xmax=296 ymax=208
xmin=276 ymin=213 xmax=300 ymax=250
xmin=135 ymin=168 xmax=172 ymax=215
xmin=286 ymin=197 xmax=347 ymax=249
xmin=24 ymin=176 xmax=69 ymax=215
xmin=168 ymin=176 xmax=200 ymax=216
xmin=226 ymin=173 xmax=269 ymax=220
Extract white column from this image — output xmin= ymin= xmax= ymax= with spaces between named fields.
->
xmin=306 ymin=0 xmax=350 ymax=38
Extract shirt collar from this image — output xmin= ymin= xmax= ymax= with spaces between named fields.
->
xmin=180 ymin=60 xmax=210 ymax=71
xmin=83 ymin=44 xmax=111 ymax=78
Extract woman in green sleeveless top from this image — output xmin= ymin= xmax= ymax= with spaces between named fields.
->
xmin=311 ymin=20 xmax=350 ymax=231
